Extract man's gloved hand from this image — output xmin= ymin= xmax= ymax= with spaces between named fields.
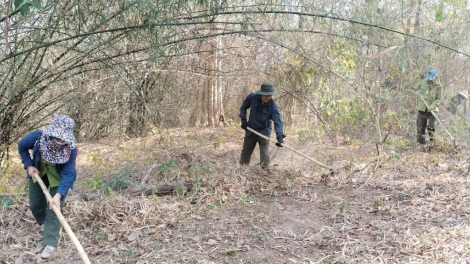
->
xmin=276 ymin=133 xmax=286 ymax=147
xmin=241 ymin=119 xmax=248 ymax=130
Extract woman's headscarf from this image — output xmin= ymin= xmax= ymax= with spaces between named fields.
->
xmin=38 ymin=114 xmax=76 ymax=164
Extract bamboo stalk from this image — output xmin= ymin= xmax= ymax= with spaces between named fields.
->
xmin=32 ymin=172 xmax=91 ymax=264
xmin=246 ymin=127 xmax=333 ymax=170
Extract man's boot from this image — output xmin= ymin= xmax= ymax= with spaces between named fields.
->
xmin=417 ymin=134 xmax=426 ymax=145
xmin=428 ymin=127 xmax=435 ymax=143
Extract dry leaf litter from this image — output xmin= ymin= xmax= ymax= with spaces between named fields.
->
xmin=1 ymin=127 xmax=470 ymax=263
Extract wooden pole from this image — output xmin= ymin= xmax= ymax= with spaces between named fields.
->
xmin=246 ymin=127 xmax=333 ymax=171
xmin=32 ymin=172 xmax=91 ymax=264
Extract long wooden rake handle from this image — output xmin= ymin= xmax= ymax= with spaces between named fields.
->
xmin=32 ymin=172 xmax=91 ymax=264
xmin=246 ymin=127 xmax=333 ymax=171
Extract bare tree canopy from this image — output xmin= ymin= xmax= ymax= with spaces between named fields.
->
xmin=1 ymin=0 xmax=470 ymax=160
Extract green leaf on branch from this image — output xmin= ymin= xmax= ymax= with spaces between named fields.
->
xmin=435 ymin=8 xmax=444 ymax=22
xmin=14 ymin=0 xmax=24 ymax=10
xmin=20 ymin=3 xmax=30 ymax=16
xmin=400 ymin=47 xmax=405 ymax=74
xmin=32 ymin=0 xmax=42 ymax=10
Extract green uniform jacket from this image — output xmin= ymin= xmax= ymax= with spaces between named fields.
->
xmin=446 ymin=93 xmax=465 ymax=114
xmin=417 ymin=80 xmax=443 ymax=113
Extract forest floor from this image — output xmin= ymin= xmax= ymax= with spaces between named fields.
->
xmin=2 ymin=127 xmax=470 ymax=264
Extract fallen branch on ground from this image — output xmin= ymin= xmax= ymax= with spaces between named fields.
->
xmin=69 ymin=182 xmax=194 ymax=201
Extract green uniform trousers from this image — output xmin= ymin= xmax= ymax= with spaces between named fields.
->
xmin=240 ymin=132 xmax=270 ymax=168
xmin=417 ymin=111 xmax=436 ymax=144
xmin=29 ymin=177 xmax=64 ymax=247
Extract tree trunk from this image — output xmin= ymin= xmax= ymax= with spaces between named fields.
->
xmin=127 ymin=73 xmax=151 ymax=137
xmin=190 ymin=28 xmax=225 ymax=128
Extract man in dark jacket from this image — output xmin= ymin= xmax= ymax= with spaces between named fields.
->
xmin=239 ymin=82 xmax=285 ymax=168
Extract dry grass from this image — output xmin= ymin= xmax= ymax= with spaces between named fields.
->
xmin=1 ymin=127 xmax=470 ymax=263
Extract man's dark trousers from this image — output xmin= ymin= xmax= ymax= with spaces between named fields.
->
xmin=240 ymin=132 xmax=270 ymax=168
xmin=417 ymin=110 xmax=436 ymax=144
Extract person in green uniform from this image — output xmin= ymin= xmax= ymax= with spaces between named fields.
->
xmin=18 ymin=114 xmax=78 ymax=259
xmin=416 ymin=69 xmax=443 ymax=145
xmin=446 ymin=90 xmax=468 ymax=115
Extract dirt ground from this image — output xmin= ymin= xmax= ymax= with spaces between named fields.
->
xmin=1 ymin=127 xmax=470 ymax=263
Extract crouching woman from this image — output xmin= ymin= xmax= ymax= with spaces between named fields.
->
xmin=18 ymin=114 xmax=78 ymax=259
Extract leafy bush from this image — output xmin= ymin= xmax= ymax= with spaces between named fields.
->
xmin=103 ymin=162 xmax=135 ymax=195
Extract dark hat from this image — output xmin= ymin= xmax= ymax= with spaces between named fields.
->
xmin=254 ymin=82 xmax=278 ymax=96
